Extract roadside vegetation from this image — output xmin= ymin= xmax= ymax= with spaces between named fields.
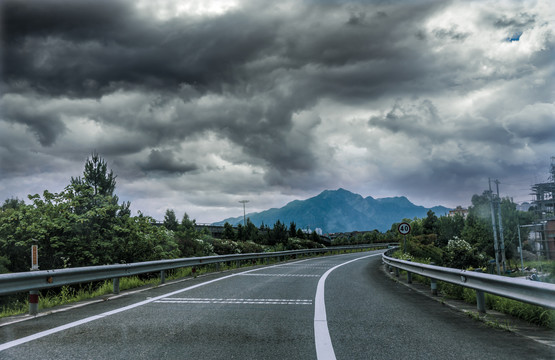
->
xmin=386 ymin=195 xmax=554 ymax=328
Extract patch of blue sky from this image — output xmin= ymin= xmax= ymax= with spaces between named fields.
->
xmin=506 ymin=31 xmax=523 ymax=42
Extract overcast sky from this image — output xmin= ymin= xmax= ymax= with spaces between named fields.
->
xmin=1 ymin=0 xmax=554 ymax=223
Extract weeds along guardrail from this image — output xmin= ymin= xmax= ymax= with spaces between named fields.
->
xmin=0 ymin=244 xmax=394 ymax=315
xmin=382 ymin=249 xmax=555 ymax=313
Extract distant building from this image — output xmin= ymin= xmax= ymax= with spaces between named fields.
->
xmin=302 ymin=227 xmax=323 ymax=235
xmin=531 ymin=157 xmax=555 ymax=219
xmin=448 ymin=206 xmax=468 ymax=219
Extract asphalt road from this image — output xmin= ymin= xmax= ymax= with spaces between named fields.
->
xmin=0 ymin=251 xmax=553 ymax=359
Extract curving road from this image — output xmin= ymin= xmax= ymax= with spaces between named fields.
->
xmin=0 ymin=250 xmax=553 ymax=359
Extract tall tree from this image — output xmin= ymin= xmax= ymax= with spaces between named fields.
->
xmin=223 ymin=222 xmax=235 ymax=240
xmin=289 ymin=222 xmax=297 ymax=238
xmin=436 ymin=214 xmax=465 ymax=247
xmin=72 ymin=152 xmax=116 ymax=197
xmin=422 ymin=210 xmax=439 ymax=235
xmin=245 ymin=218 xmax=259 ymax=242
xmin=163 ymin=209 xmax=179 ymax=231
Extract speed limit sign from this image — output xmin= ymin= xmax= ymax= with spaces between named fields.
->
xmin=398 ymin=222 xmax=411 ymax=235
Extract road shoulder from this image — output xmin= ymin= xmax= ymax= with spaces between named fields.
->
xmin=382 ymin=263 xmax=555 ymax=349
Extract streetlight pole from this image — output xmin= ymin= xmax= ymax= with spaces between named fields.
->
xmin=238 ymin=200 xmax=249 ymax=227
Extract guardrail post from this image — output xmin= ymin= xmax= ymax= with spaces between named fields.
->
xmin=430 ymin=278 xmax=438 ymax=296
xmin=113 ymin=277 xmax=120 ymax=294
xmin=474 ymin=269 xmax=486 ymax=313
xmin=395 ymin=267 xmax=400 ymax=278
xmin=29 ymin=290 xmax=39 ymax=315
xmin=160 ymin=270 xmax=165 ymax=284
xmin=476 ymin=290 xmax=486 ymax=313
xmin=407 ymin=260 xmax=412 ymax=284
xmin=430 ymin=262 xmax=438 ymax=295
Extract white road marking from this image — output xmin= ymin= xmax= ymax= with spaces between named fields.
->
xmin=239 ymin=273 xmax=320 ymax=277
xmin=155 ymin=298 xmax=313 ymax=305
xmin=314 ymin=253 xmax=381 ymax=360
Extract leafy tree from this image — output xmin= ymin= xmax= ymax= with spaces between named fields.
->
xmin=310 ymin=230 xmax=321 ymax=244
xmin=163 ymin=209 xmax=179 ymax=231
xmin=236 ymin=224 xmax=245 ymax=241
xmin=270 ymin=220 xmax=288 ymax=245
xmin=0 ymin=200 xmax=36 ymax=272
xmin=409 ymin=218 xmax=423 ymax=237
xmin=289 ymin=222 xmax=297 ymax=238
xmin=71 ymin=152 xmax=116 ymax=199
xmin=436 ymin=214 xmax=465 ymax=248
xmin=362 ymin=230 xmax=380 ymax=243
xmin=1 ymin=197 xmax=25 ymax=211
xmin=0 ymin=255 xmax=9 ymax=273
xmin=180 ymin=212 xmax=196 ymax=231
xmin=461 ymin=212 xmax=493 ymax=257
xmin=175 ymin=212 xmax=199 ymax=257
xmin=422 ymin=210 xmax=438 ymax=235
xmin=245 ymin=218 xmax=259 ymax=242
xmin=223 ymin=222 xmax=235 ymax=240
xmin=0 ymin=153 xmax=182 ymax=271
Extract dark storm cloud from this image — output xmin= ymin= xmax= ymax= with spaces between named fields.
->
xmin=1 ymin=0 xmax=553 ymax=221
xmin=2 ymin=0 xmax=446 ymax=100
xmin=1 ymin=94 xmax=67 ymax=146
xmin=2 ymin=0 xmax=276 ymax=97
xmin=139 ymin=149 xmax=198 ymax=174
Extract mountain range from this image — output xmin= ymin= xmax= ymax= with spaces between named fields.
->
xmin=213 ymin=188 xmax=450 ymax=233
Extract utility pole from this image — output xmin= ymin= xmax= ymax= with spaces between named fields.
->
xmin=517 ymin=220 xmax=525 ymax=273
xmin=238 ymin=200 xmax=249 ymax=227
xmin=489 ymin=178 xmax=501 ymax=275
xmin=495 ymin=179 xmax=507 ymax=273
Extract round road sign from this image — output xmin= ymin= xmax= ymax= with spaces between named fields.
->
xmin=398 ymin=222 xmax=411 ymax=235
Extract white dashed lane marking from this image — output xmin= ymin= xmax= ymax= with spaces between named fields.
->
xmin=239 ymin=273 xmax=320 ymax=277
xmin=155 ymin=298 xmax=313 ymax=305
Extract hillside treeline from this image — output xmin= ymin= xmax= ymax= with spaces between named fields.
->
xmin=0 ymin=154 xmax=324 ymax=273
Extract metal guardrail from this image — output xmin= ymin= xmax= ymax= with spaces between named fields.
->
xmin=0 ymin=244 xmax=393 ymax=315
xmin=382 ymin=249 xmax=555 ymax=312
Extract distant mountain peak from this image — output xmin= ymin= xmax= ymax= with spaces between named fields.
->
xmin=213 ymin=189 xmax=450 ymax=233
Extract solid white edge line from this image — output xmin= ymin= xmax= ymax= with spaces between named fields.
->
xmin=0 ymin=259 xmax=311 ymax=353
xmin=314 ymin=253 xmax=380 ymax=360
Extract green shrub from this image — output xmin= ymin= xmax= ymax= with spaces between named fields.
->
xmin=442 ymin=237 xmax=486 ymax=269
xmin=486 ymin=294 xmax=554 ymax=329
xmin=237 ymin=241 xmax=264 ymax=253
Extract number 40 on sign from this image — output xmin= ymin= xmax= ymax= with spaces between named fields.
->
xmin=398 ymin=222 xmax=411 ymax=235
